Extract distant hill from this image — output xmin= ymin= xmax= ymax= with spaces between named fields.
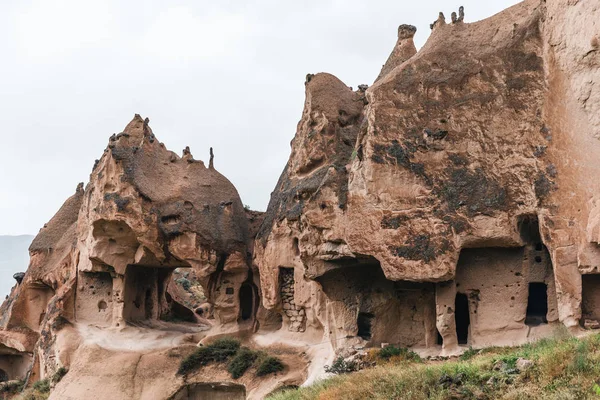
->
xmin=0 ymin=235 xmax=33 ymax=299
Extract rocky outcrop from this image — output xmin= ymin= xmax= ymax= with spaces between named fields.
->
xmin=1 ymin=0 xmax=600 ymax=397
xmin=255 ymin=0 xmax=600 ymax=357
xmin=0 ymin=115 xmax=267 ymax=392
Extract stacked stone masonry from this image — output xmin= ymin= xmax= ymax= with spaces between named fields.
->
xmin=279 ymin=268 xmax=306 ymax=332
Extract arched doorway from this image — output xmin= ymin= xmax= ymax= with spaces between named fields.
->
xmin=239 ymin=283 xmax=254 ymax=321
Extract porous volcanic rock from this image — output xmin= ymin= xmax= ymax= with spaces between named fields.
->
xmin=0 ymin=115 xmax=266 ymax=391
xmin=255 ymin=0 xmax=600 ymax=355
xmin=1 ymin=0 xmax=600 ymax=397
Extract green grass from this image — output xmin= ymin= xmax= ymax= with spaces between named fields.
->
xmin=268 ymin=333 xmax=600 ymax=400
xmin=378 ymin=345 xmax=421 ymax=362
xmin=459 ymin=347 xmax=478 ymax=361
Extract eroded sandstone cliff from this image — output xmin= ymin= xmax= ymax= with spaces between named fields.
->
xmin=1 ymin=0 xmax=599 ymax=398
xmin=254 ymin=0 xmax=600 ymax=357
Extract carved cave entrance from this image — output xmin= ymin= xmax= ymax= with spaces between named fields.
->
xmin=239 ymin=282 xmax=255 ymax=321
xmin=581 ymin=274 xmax=600 ymax=323
xmin=0 ymin=351 xmax=32 ymax=383
xmin=317 ymin=258 xmax=436 ymax=348
xmin=357 ymin=312 xmax=374 ymax=340
xmin=169 ymin=382 xmax=246 ymax=400
xmin=455 ymin=292 xmax=470 ymax=345
xmin=453 ymin=216 xmax=558 ymax=344
xmin=122 ymin=265 xmax=195 ymax=323
xmin=525 ymin=282 xmax=548 ymax=326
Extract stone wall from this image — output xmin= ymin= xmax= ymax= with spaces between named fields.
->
xmin=279 ymin=268 xmax=306 ymax=332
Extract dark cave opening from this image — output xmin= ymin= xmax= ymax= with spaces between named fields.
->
xmin=239 ymin=283 xmax=254 ymax=321
xmin=455 ymin=292 xmax=470 ymax=345
xmin=525 ymin=282 xmax=548 ymax=326
xmin=357 ymin=312 xmax=374 ymax=340
xmin=581 ymin=274 xmax=600 ymax=323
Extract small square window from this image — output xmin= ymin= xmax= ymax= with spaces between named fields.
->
xmin=225 ymin=287 xmax=234 ymax=295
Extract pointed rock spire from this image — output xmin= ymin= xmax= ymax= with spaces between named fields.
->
xmin=376 ymin=24 xmax=417 ymax=82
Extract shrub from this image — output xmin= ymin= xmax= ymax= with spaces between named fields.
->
xmin=459 ymin=347 xmax=478 ymax=361
xmin=571 ymin=341 xmax=591 ymax=373
xmin=51 ymin=367 xmax=68 ymax=384
xmin=177 ymin=337 xmax=241 ymax=375
xmin=256 ymin=356 xmax=285 ymax=376
xmin=324 ymin=356 xmax=358 ymax=374
xmin=31 ymin=380 xmax=50 ymax=394
xmin=228 ymin=347 xmax=258 ymax=379
xmin=0 ymin=380 xmax=24 ymax=394
xmin=379 ymin=345 xmax=421 ymax=362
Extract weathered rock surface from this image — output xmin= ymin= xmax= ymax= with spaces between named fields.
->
xmin=0 ymin=115 xmax=271 ymax=396
xmin=255 ymin=0 xmax=600 ymax=356
xmin=1 ymin=0 xmax=600 ymax=398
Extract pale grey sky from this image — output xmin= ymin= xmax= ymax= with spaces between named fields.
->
xmin=0 ymin=0 xmax=521 ymax=235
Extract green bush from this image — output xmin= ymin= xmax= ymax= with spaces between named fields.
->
xmin=459 ymin=347 xmax=478 ymax=361
xmin=256 ymin=356 xmax=285 ymax=377
xmin=324 ymin=356 xmax=357 ymax=374
xmin=0 ymin=379 xmax=24 ymax=394
xmin=177 ymin=337 xmax=241 ymax=375
xmin=32 ymin=379 xmax=50 ymax=394
xmin=228 ymin=347 xmax=258 ymax=379
xmin=379 ymin=345 xmax=421 ymax=362
xmin=51 ymin=367 xmax=68 ymax=384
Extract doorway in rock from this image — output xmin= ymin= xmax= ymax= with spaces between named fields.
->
xmin=0 ymin=368 xmax=7 ymax=382
xmin=239 ymin=283 xmax=254 ymax=321
xmin=357 ymin=312 xmax=374 ymax=340
xmin=525 ymin=282 xmax=548 ymax=326
xmin=317 ymin=258 xmax=436 ymax=348
xmin=123 ymin=266 xmax=172 ymax=322
xmin=455 ymin=293 xmax=470 ymax=345
xmin=582 ymin=274 xmax=600 ymax=322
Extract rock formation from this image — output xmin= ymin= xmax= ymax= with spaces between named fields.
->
xmin=255 ymin=0 xmax=600 ymax=358
xmin=1 ymin=0 xmax=600 ymax=397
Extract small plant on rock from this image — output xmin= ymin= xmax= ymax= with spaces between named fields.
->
xmin=177 ymin=337 xmax=241 ymax=375
xmin=51 ymin=367 xmax=68 ymax=384
xmin=31 ymin=379 xmax=50 ymax=394
xmin=324 ymin=356 xmax=358 ymax=374
xmin=228 ymin=347 xmax=258 ymax=379
xmin=256 ymin=356 xmax=285 ymax=376
xmin=378 ymin=345 xmax=421 ymax=362
xmin=460 ymin=347 xmax=479 ymax=361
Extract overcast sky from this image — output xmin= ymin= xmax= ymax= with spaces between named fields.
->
xmin=0 ymin=0 xmax=520 ymax=236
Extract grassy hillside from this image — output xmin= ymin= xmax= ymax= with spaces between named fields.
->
xmin=0 ymin=235 xmax=33 ymax=298
xmin=269 ymin=330 xmax=600 ymax=400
